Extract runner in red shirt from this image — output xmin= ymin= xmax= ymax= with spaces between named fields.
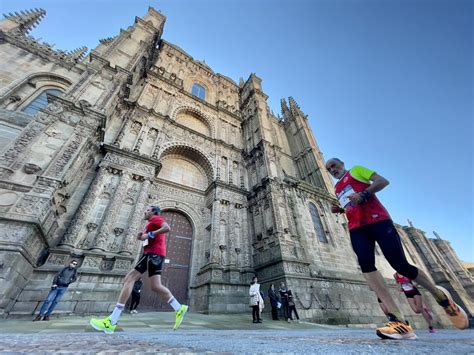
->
xmin=90 ymin=205 xmax=188 ymax=334
xmin=377 ymin=272 xmax=436 ymax=333
xmin=326 ymin=158 xmax=468 ymax=339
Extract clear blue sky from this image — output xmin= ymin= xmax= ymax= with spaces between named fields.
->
xmin=2 ymin=0 xmax=472 ymax=262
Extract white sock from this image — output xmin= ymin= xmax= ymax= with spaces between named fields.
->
xmin=168 ymin=296 xmax=181 ymax=311
xmin=110 ymin=303 xmax=125 ymax=325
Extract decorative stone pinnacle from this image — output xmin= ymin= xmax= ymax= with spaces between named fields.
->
xmin=68 ymin=46 xmax=88 ymax=61
xmin=3 ymin=8 xmax=46 ymax=34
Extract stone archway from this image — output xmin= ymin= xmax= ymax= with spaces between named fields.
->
xmin=139 ymin=210 xmax=194 ymax=311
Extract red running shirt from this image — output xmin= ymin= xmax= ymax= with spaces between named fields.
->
xmin=335 ymin=166 xmax=391 ymax=230
xmin=144 ymin=215 xmax=167 ymax=256
xmin=394 ymin=273 xmax=415 ymax=292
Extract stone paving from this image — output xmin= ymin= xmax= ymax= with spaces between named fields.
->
xmin=0 ymin=312 xmax=472 ymax=354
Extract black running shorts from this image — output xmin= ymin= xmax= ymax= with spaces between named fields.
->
xmin=134 ymin=254 xmax=165 ymax=277
xmin=403 ymin=286 xmax=421 ymax=299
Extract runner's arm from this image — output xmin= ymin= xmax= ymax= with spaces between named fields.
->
xmin=147 ymin=222 xmax=171 ymax=238
xmin=349 ymin=173 xmax=389 ymax=205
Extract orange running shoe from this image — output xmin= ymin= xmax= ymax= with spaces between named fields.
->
xmin=436 ymin=286 xmax=469 ymax=330
xmin=376 ymin=321 xmax=417 ymax=340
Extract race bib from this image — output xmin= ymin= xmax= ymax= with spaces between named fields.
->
xmin=401 ymin=283 xmax=414 ymax=292
xmin=337 ymin=185 xmax=356 ymax=207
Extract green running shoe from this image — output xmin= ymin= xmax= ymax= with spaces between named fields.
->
xmin=173 ymin=305 xmax=188 ymax=330
xmin=90 ymin=316 xmax=116 ymax=334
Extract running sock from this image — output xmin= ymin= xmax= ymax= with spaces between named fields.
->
xmin=168 ymin=296 xmax=181 ymax=311
xmin=110 ymin=303 xmax=125 ymax=325
xmin=387 ymin=312 xmax=404 ymax=323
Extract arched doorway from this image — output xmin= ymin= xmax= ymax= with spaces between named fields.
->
xmin=139 ymin=210 xmax=193 ymax=311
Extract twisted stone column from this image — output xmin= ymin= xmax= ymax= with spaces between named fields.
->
xmin=59 ymin=167 xmax=108 ymax=249
xmin=92 ymin=172 xmax=131 ymax=251
xmin=120 ymin=179 xmax=151 ymax=255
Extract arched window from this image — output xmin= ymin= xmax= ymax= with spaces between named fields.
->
xmin=309 ymin=202 xmax=328 ymax=243
xmin=191 ymin=84 xmax=206 ymax=100
xmin=22 ymin=88 xmax=64 ymax=115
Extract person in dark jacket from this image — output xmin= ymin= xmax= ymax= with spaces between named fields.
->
xmin=268 ymin=283 xmax=280 ymax=320
xmin=130 ymin=278 xmax=143 ymax=314
xmin=279 ymin=282 xmax=290 ymax=322
xmin=33 ymin=260 xmax=78 ymax=321
xmin=287 ymin=288 xmax=300 ymax=322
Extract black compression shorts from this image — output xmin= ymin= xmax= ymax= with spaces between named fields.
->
xmin=134 ymin=254 xmax=165 ymax=277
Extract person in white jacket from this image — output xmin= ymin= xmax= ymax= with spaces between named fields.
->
xmin=249 ymin=276 xmax=263 ymax=323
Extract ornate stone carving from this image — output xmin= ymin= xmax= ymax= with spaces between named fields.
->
xmin=93 ymin=173 xmax=131 ymax=251
xmin=0 ymin=121 xmax=47 ymax=167
xmin=45 ymin=133 xmax=85 ymax=178
xmin=103 ymin=153 xmax=155 ymax=177
xmin=23 ymin=163 xmax=42 ymax=174
xmin=121 ymin=179 xmax=150 ymax=254
xmin=60 ymin=168 xmax=108 ymax=248
xmin=14 ymin=194 xmax=49 ymax=216
xmin=47 ymin=254 xmax=67 ymax=265
xmin=115 ymin=259 xmax=132 ymax=270
xmin=86 ymin=223 xmax=98 ymax=232
xmin=99 ymin=259 xmax=115 ymax=271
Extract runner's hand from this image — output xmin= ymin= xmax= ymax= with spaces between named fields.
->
xmin=137 ymin=233 xmax=148 ymax=241
xmin=331 ymin=204 xmax=342 ymax=213
xmin=348 ymin=192 xmax=363 ymax=205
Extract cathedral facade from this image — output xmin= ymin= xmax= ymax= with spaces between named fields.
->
xmin=0 ymin=8 xmax=472 ymax=326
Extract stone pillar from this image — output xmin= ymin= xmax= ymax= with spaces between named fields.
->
xmin=241 ymin=205 xmax=251 ymax=268
xmin=59 ymin=167 xmax=108 ymax=249
xmin=92 ymin=171 xmax=131 ymax=251
xmin=209 ymin=199 xmax=222 ymax=264
xmin=133 ymin=126 xmax=147 ymax=153
xmin=113 ymin=119 xmax=132 ymax=147
xmin=120 ymin=179 xmax=151 ymax=255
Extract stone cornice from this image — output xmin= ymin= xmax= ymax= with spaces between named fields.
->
xmin=205 ymin=180 xmax=249 ymax=197
xmin=134 ymin=16 xmax=160 ymax=34
xmin=0 ymin=30 xmax=84 ymax=71
xmin=100 ymin=143 xmax=162 ymax=171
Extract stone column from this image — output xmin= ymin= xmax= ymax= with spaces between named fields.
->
xmin=209 ymin=199 xmax=222 ymax=264
xmin=91 ymin=171 xmax=131 ymax=251
xmin=241 ymin=205 xmax=251 ymax=268
xmin=133 ymin=126 xmax=147 ymax=153
xmin=120 ymin=179 xmax=151 ymax=255
xmin=59 ymin=167 xmax=108 ymax=249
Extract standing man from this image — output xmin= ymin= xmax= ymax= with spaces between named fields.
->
xmin=33 ymin=259 xmax=78 ymax=321
xmin=278 ymin=282 xmax=291 ymax=323
xmin=90 ymin=205 xmax=188 ymax=334
xmin=325 ymin=158 xmax=468 ymax=339
xmin=267 ymin=284 xmax=280 ymax=321
xmin=129 ymin=278 xmax=143 ymax=314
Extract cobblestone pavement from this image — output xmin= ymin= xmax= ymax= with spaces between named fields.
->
xmin=0 ymin=313 xmax=472 ymax=354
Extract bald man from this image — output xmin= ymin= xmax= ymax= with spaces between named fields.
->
xmin=325 ymin=158 xmax=468 ymax=340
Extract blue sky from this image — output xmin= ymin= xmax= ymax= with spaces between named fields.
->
xmin=2 ymin=0 xmax=472 ymax=262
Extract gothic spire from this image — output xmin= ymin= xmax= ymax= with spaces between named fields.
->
xmin=280 ymin=98 xmax=291 ymax=121
xmin=288 ymin=96 xmax=305 ymax=118
xmin=3 ymin=8 xmax=46 ymax=34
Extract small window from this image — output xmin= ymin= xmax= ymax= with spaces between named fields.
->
xmin=91 ymin=198 xmax=109 ymax=225
xmin=116 ymin=204 xmax=133 ymax=230
xmin=309 ymin=202 xmax=328 ymax=243
xmin=191 ymin=84 xmax=206 ymax=100
xmin=22 ymin=89 xmax=64 ymax=115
